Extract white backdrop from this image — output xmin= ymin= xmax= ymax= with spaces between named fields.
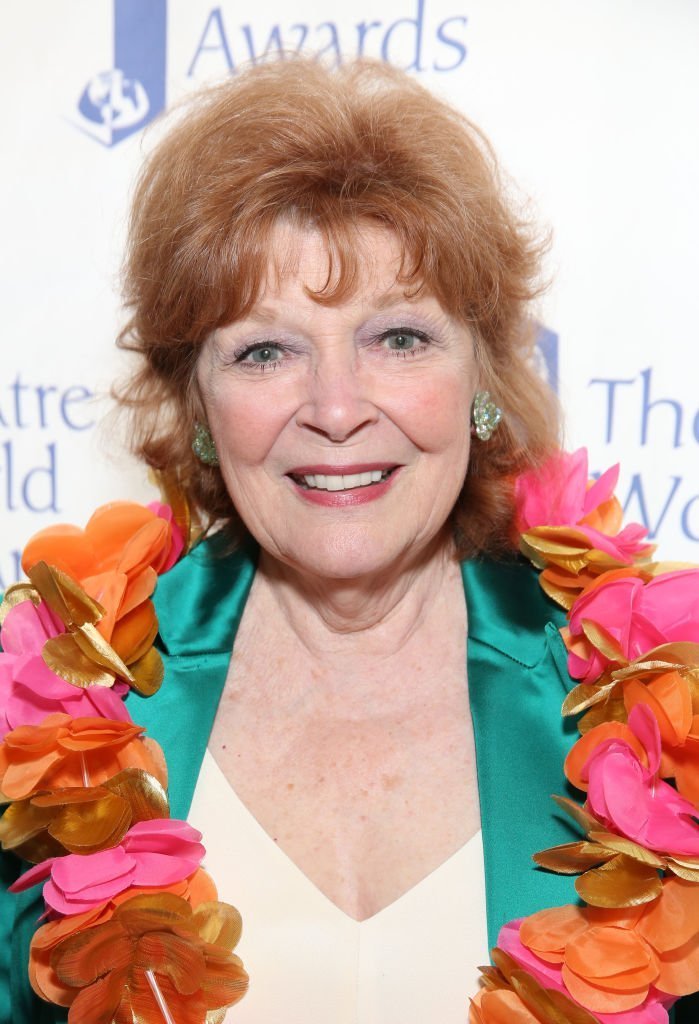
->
xmin=1 ymin=0 xmax=698 ymax=589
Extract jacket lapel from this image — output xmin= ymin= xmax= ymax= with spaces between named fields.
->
xmin=462 ymin=559 xmax=581 ymax=947
xmin=140 ymin=536 xmax=257 ymax=821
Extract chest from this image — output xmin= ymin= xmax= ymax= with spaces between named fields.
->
xmin=145 ymin=553 xmax=576 ymax=946
xmin=209 ymin=625 xmax=480 ymax=919
xmin=189 ymin=749 xmax=490 ymax=1024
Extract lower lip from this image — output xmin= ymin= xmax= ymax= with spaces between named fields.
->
xmin=288 ymin=470 xmax=400 ymax=507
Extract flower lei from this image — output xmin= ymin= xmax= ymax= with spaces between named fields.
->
xmin=471 ymin=449 xmax=699 ymax=1024
xmin=1 ymin=449 xmax=698 ymax=1024
xmin=0 ymin=497 xmax=248 ymax=1022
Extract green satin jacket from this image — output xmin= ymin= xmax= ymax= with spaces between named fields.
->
xmin=2 ymin=539 xmax=693 ymax=1021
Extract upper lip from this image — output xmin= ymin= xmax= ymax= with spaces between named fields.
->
xmin=288 ymin=463 xmax=400 ymax=475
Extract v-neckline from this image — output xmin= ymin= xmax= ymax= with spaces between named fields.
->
xmin=204 ymin=554 xmax=481 ymax=923
xmin=189 ymin=751 xmax=490 ymax=1024
xmin=193 ymin=748 xmax=484 ymax=926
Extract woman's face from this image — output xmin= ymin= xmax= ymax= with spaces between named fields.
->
xmin=196 ymin=224 xmax=478 ymax=581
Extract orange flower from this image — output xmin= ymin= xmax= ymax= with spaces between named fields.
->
xmin=519 ymin=879 xmax=699 ymax=1014
xmin=29 ymin=870 xmax=217 ymax=1005
xmin=519 ymin=905 xmax=590 ymax=964
xmin=662 ymin=732 xmax=699 ymax=809
xmin=22 ymin=503 xmax=178 ymax=580
xmin=0 ymin=714 xmax=166 ymax=800
xmin=21 ymin=503 xmax=180 ymax=664
xmin=561 ymin=924 xmax=659 ymax=1013
xmin=564 ymin=721 xmax=648 ymax=792
xmin=470 ymin=988 xmax=542 ymax=1023
xmin=521 ymin=907 xmax=657 ymax=1014
xmin=636 ymin=876 xmax=699 ymax=995
xmin=623 ymin=673 xmax=693 ymax=750
xmin=469 ymin=946 xmax=599 ymax=1024
xmin=45 ymin=892 xmax=248 ymax=1023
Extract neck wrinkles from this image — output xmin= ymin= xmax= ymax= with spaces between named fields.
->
xmin=254 ymin=531 xmax=463 ymax=662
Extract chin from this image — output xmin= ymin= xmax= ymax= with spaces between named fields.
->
xmin=294 ymin=550 xmax=391 ymax=584
xmin=276 ymin=528 xmax=415 ymax=583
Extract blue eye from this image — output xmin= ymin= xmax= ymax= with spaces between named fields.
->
xmin=248 ymin=345 xmax=282 ymax=363
xmin=385 ymin=332 xmax=417 ymax=351
xmin=379 ymin=328 xmax=430 ymax=355
xmin=234 ymin=342 xmax=285 ymax=370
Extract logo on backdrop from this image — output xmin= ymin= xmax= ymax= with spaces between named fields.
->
xmin=588 ymin=368 xmax=699 ymax=545
xmin=74 ymin=0 xmax=469 ymax=146
xmin=0 ymin=374 xmax=96 ymax=590
xmin=75 ymin=0 xmax=167 ymax=147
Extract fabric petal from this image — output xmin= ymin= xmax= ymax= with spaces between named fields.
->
xmin=562 ymin=963 xmax=651 ymax=1014
xmin=582 ymin=464 xmax=619 ymax=518
xmin=519 ymin=906 xmax=588 ymax=963
xmin=565 ymin=723 xmax=643 ymax=791
xmin=472 ymin=990 xmax=541 ymax=1024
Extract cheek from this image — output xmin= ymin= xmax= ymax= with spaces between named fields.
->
xmin=207 ymin=390 xmax=291 ymax=468
xmin=391 ymin=375 xmax=472 ymax=453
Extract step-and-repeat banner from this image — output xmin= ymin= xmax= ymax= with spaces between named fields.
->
xmin=1 ymin=0 xmax=698 ymax=585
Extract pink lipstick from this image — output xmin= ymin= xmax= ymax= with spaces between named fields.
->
xmin=286 ymin=463 xmax=401 ymax=507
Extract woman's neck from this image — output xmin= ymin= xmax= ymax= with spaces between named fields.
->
xmin=251 ymin=533 xmax=464 ymax=669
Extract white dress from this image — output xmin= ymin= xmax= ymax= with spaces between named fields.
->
xmin=189 ymin=749 xmax=489 ymax=1024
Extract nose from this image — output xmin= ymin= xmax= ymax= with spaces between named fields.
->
xmin=295 ymin=349 xmax=379 ymax=442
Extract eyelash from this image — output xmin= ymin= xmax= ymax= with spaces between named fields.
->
xmin=377 ymin=327 xmax=432 ymax=357
xmin=232 ymin=328 xmax=433 ymax=372
xmin=232 ymin=342 xmax=284 ymax=372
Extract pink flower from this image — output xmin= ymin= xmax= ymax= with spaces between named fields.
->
xmin=10 ymin=819 xmax=205 ymax=916
xmin=515 ymin=448 xmax=649 ymax=562
xmin=147 ymin=502 xmax=185 ymax=573
xmin=499 ymin=919 xmax=674 ymax=1024
xmin=516 ymin=448 xmax=611 ymax=528
xmin=581 ymin=704 xmax=699 ymax=856
xmin=0 ymin=600 xmax=130 ymax=739
xmin=567 ymin=569 xmax=699 ymax=684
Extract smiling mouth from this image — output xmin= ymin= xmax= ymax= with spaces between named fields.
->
xmin=289 ymin=468 xmax=398 ymax=492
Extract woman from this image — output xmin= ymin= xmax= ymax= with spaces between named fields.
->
xmin=116 ymin=55 xmax=563 ymax=1018
xmin=2 ymin=58 xmax=697 ymax=1024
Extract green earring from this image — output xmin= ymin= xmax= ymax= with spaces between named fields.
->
xmin=471 ymin=391 xmax=502 ymax=441
xmin=192 ymin=422 xmax=219 ymax=466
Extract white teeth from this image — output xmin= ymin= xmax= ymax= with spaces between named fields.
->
xmin=298 ymin=470 xmax=393 ymax=491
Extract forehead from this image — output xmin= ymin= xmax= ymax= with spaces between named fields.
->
xmin=257 ymin=221 xmax=424 ymax=310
